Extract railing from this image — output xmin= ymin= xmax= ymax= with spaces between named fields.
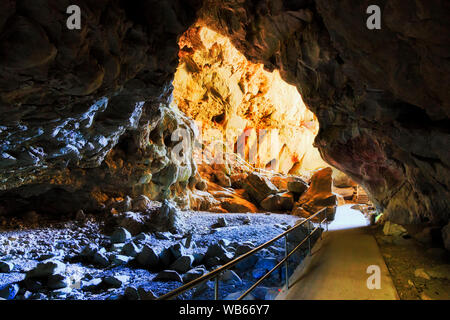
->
xmin=157 ymin=207 xmax=328 ymax=300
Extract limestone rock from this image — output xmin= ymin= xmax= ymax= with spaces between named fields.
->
xmin=0 ymin=261 xmax=14 ymax=273
xmin=211 ymin=217 xmax=227 ymax=229
xmin=136 ymin=246 xmax=159 ymax=268
xmin=26 ymin=260 xmax=66 ymax=279
xmin=47 ymin=274 xmax=70 ymax=290
xmin=287 ymin=179 xmax=308 ymax=195
xmin=182 ymin=267 xmax=207 ymax=284
xmin=153 ymin=270 xmax=183 ymax=282
xmin=243 ymin=173 xmax=278 ymax=204
xmin=219 ymin=197 xmax=258 ymax=213
xmin=115 ymin=212 xmax=149 ymax=235
xmin=147 ymin=200 xmax=184 ymax=234
xmin=260 ymin=192 xmax=294 ymax=212
xmin=170 ymin=255 xmax=195 ymax=274
xmin=414 ymin=268 xmax=430 ymax=280
xmin=131 ymin=195 xmax=152 ymax=212
xmin=221 ymin=270 xmax=242 ymax=284
xmin=292 ymin=168 xmax=337 ymax=218
xmin=137 ymin=287 xmax=157 ymax=300
xmin=103 ymin=275 xmax=130 ymax=289
xmin=383 ymin=221 xmax=408 ymax=237
xmin=0 ymin=283 xmax=19 ymax=300
xmin=111 ymin=227 xmax=132 ymax=244
xmin=121 ymin=242 xmax=142 ymax=257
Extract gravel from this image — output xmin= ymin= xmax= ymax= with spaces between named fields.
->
xmin=0 ymin=211 xmax=316 ymax=300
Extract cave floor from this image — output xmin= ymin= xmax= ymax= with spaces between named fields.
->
xmin=0 ymin=211 xmax=310 ymax=300
xmin=373 ymin=226 xmax=450 ymax=300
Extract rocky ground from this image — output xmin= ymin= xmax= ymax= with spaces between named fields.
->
xmin=0 ymin=208 xmax=320 ymax=301
xmin=373 ymin=223 xmax=450 ymax=300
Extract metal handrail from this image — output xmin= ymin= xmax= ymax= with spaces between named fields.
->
xmin=157 ymin=207 xmax=328 ymax=300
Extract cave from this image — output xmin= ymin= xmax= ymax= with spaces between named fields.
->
xmin=0 ymin=0 xmax=449 ymax=303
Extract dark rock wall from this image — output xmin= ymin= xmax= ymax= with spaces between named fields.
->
xmin=0 ymin=0 xmax=201 ymax=214
xmin=198 ymin=0 xmax=450 ymax=225
xmin=0 ymin=0 xmax=449 ymax=226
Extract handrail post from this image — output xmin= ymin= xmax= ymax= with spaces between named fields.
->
xmin=319 ymin=217 xmax=322 ymax=240
xmin=284 ymin=235 xmax=289 ymax=289
xmin=307 ymin=221 xmax=311 ymax=256
xmin=214 ymin=275 xmax=219 ymax=300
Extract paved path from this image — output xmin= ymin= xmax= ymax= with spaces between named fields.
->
xmin=276 ymin=205 xmax=399 ymax=300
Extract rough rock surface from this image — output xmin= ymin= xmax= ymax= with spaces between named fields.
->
xmin=292 ymin=167 xmax=337 ymax=218
xmin=198 ymin=0 xmax=450 ymax=226
xmin=0 ymin=0 xmax=449 ymax=229
xmin=0 ymin=0 xmax=201 ymax=215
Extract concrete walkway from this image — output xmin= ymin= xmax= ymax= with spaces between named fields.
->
xmin=276 ymin=205 xmax=399 ymax=300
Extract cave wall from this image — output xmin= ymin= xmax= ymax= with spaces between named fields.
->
xmin=0 ymin=0 xmax=449 ymax=226
xmin=173 ymin=25 xmax=327 ymax=176
xmin=197 ymin=0 xmax=450 ymax=225
xmin=0 ymin=0 xmax=202 ymax=214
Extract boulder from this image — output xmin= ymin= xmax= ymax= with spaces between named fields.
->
xmin=111 ymin=227 xmax=132 ymax=243
xmin=169 ymin=243 xmax=185 ymax=260
xmin=182 ymin=267 xmax=207 ymax=284
xmin=221 ymin=270 xmax=242 ymax=284
xmin=220 ymin=196 xmax=258 ymax=213
xmin=159 ymin=248 xmax=174 ymax=267
xmin=134 ymin=232 xmax=151 ymax=241
xmin=136 ymin=246 xmax=159 ymax=268
xmin=414 ymin=268 xmax=430 ymax=280
xmin=230 ymin=173 xmax=248 ymax=188
xmin=115 ymin=212 xmax=149 ymax=235
xmin=103 ymin=275 xmax=130 ymax=288
xmin=110 ymin=254 xmax=132 ymax=266
xmin=205 ymin=243 xmax=233 ymax=263
xmin=153 ymin=270 xmax=183 ymax=282
xmin=170 ymin=255 xmax=195 ymax=274
xmin=131 ymin=195 xmax=152 ymax=212
xmin=123 ymin=287 xmax=139 ymax=300
xmin=332 ymin=170 xmax=357 ymax=188
xmin=137 ymin=287 xmax=157 ymax=300
xmin=121 ymin=242 xmax=142 ymax=257
xmin=81 ymin=278 xmax=103 ymax=292
xmin=211 ymin=217 xmax=227 ymax=228
xmin=0 ymin=283 xmax=19 ymax=300
xmin=147 ymin=200 xmax=184 ymax=234
xmin=426 ymin=264 xmax=450 ymax=280
xmin=332 ymin=186 xmax=355 ymax=200
xmin=47 ymin=274 xmax=70 ymax=290
xmin=383 ymin=221 xmax=407 ymax=237
xmin=287 ymin=179 xmax=308 ymax=195
xmin=243 ymin=173 xmax=278 ymax=203
xmin=0 ymin=261 xmax=14 ymax=273
xmin=234 ymin=244 xmax=254 ymax=257
xmin=26 ymin=260 xmax=66 ymax=279
xmin=92 ymin=252 xmax=110 ymax=268
xmin=260 ymin=192 xmax=294 ymax=211
xmin=292 ymin=167 xmax=337 ymax=219
xmin=270 ymin=176 xmax=289 ymax=190
xmin=75 ymin=209 xmax=86 ymax=222
xmin=80 ymin=243 xmax=99 ymax=258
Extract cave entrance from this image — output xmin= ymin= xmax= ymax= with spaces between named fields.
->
xmin=173 ymin=25 xmax=326 ymax=179
xmin=171 ymin=25 xmax=371 ymax=218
